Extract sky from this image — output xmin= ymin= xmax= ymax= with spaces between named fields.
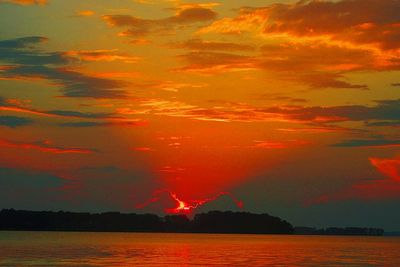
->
xmin=0 ymin=0 xmax=400 ymax=230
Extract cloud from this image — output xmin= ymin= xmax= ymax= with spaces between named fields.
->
xmin=253 ymin=140 xmax=308 ymax=149
xmin=366 ymin=121 xmax=400 ymax=127
xmin=269 ymin=99 xmax=400 ymax=122
xmin=171 ymin=38 xmax=254 ymax=51
xmin=59 ymin=120 xmax=147 ymax=127
xmin=0 ymin=0 xmax=47 ymax=5
xmin=75 ymin=10 xmax=95 ymax=17
xmin=277 ymin=125 xmax=360 ymax=134
xmin=64 ymin=50 xmax=140 ymax=63
xmin=0 ymin=36 xmax=47 ymax=49
xmin=0 ymin=96 xmax=148 ymax=127
xmin=196 ymin=0 xmax=400 ymax=88
xmin=48 ymin=110 xmax=117 ymax=119
xmin=0 ymin=138 xmax=97 ymax=154
xmin=309 ymin=156 xmax=400 ymax=204
xmin=102 ymin=4 xmax=217 ymax=38
xmin=172 ymin=42 xmax=382 ymax=88
xmin=0 ymin=36 xmax=130 ymax=98
xmin=332 ymin=139 xmax=400 ymax=148
xmin=370 ymin=157 xmax=400 ymax=182
xmin=0 ymin=116 xmax=33 ymax=127
xmin=0 ymin=96 xmax=119 ymax=119
xmin=201 ymin=0 xmax=400 ymax=51
xmin=294 ymin=72 xmax=368 ymax=90
xmin=173 ymin=51 xmax=258 ymax=74
xmin=132 ymin=147 xmax=154 ymax=152
xmin=133 ymin=98 xmax=400 ymax=124
xmin=258 ymin=93 xmax=308 ymax=103
xmin=2 ymin=65 xmax=128 ymax=98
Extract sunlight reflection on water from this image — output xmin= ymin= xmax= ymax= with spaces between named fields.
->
xmin=0 ymin=232 xmax=399 ymax=266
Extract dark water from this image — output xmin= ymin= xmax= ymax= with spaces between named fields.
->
xmin=0 ymin=231 xmax=399 ymax=266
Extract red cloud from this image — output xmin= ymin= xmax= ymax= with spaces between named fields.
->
xmin=0 ymin=0 xmax=47 ymax=5
xmin=307 ymin=156 xmax=400 ymax=205
xmin=370 ymin=157 xmax=400 ymax=182
xmin=0 ymin=139 xmax=96 ymax=154
xmin=253 ymin=140 xmax=309 ymax=149
xmin=132 ymin=147 xmax=154 ymax=152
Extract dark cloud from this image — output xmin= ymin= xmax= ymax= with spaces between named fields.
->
xmin=366 ymin=121 xmax=400 ymax=127
xmin=0 ymin=36 xmax=129 ymax=98
xmin=268 ymin=99 xmax=400 ymax=122
xmin=297 ymin=72 xmax=368 ymax=90
xmin=0 ymin=115 xmax=33 ymax=127
xmin=0 ymin=96 xmax=119 ymax=119
xmin=2 ymin=65 xmax=128 ymax=98
xmin=332 ymin=139 xmax=400 ymax=148
xmin=0 ymin=36 xmax=47 ymax=49
xmin=261 ymin=0 xmax=400 ymax=50
xmin=0 ymin=167 xmax=64 ymax=210
xmin=47 ymin=110 xmax=116 ymax=119
xmin=0 ymin=167 xmax=63 ymax=188
xmin=0 ymin=37 xmax=68 ymax=65
xmin=392 ymin=83 xmax=400 ymax=87
xmin=58 ymin=120 xmax=146 ymax=127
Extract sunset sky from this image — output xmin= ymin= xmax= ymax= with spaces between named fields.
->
xmin=1 ymin=0 xmax=400 ymax=230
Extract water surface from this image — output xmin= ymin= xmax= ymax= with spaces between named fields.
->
xmin=1 ymin=231 xmax=399 ymax=266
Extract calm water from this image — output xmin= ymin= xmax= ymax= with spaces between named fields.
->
xmin=0 ymin=232 xmax=399 ymax=266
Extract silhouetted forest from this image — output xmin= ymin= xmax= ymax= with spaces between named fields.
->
xmin=0 ymin=209 xmax=293 ymax=234
xmin=294 ymin=226 xmax=384 ymax=236
xmin=0 ymin=209 xmax=384 ymax=235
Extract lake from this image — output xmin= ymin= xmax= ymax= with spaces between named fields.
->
xmin=0 ymin=232 xmax=399 ymax=266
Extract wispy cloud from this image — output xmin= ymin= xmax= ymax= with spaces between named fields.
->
xmin=0 ymin=96 xmax=119 ymax=119
xmin=253 ymin=140 xmax=309 ymax=149
xmin=170 ymin=38 xmax=254 ymax=52
xmin=0 ymin=139 xmax=97 ymax=154
xmin=128 ymin=98 xmax=400 ymax=124
xmin=0 ymin=0 xmax=47 ymax=5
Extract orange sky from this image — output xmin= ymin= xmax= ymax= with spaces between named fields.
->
xmin=0 ymin=0 xmax=400 ymax=229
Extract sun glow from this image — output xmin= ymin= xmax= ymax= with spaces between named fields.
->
xmin=137 ymin=190 xmax=244 ymax=214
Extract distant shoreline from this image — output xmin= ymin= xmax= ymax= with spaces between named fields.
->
xmin=0 ymin=209 xmax=385 ymax=236
xmin=1 ymin=229 xmax=394 ymax=237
